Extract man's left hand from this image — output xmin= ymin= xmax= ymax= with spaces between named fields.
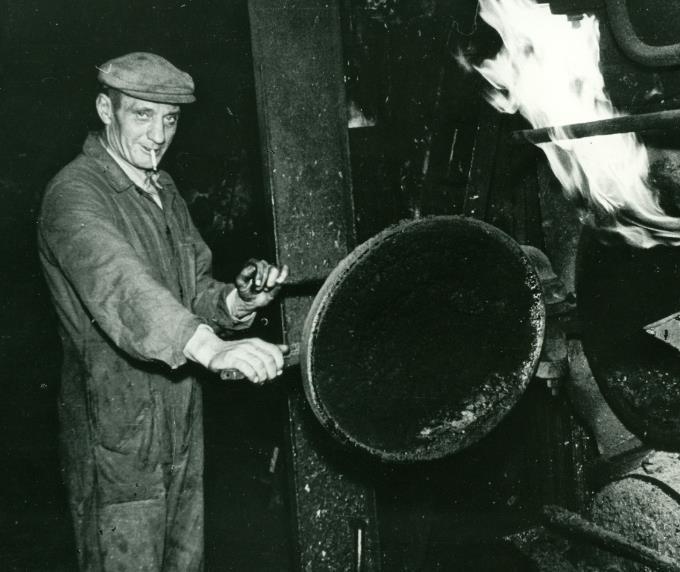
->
xmin=233 ymin=259 xmax=288 ymax=317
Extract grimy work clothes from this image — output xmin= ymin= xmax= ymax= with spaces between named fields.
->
xmin=38 ymin=133 xmax=248 ymax=571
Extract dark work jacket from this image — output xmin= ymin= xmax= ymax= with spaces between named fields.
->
xmin=37 ymin=133 xmax=245 ymax=506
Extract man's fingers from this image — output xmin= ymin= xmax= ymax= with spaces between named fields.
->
xmin=264 ymin=264 xmax=288 ymax=292
xmin=276 ymin=264 xmax=289 ymax=284
xmin=230 ymin=358 xmax=259 ymax=383
xmin=239 ymin=351 xmax=268 ymax=382
xmin=235 ymin=263 xmax=257 ymax=289
xmin=277 ymin=343 xmax=290 ymax=354
xmin=218 ymin=339 xmax=284 ymax=382
xmin=237 ymin=260 xmax=288 ymax=300
xmin=264 ymin=266 xmax=280 ymax=290
xmin=253 ymin=260 xmax=268 ymax=290
xmin=249 ymin=338 xmax=285 ymax=372
xmin=243 ymin=347 xmax=278 ymax=380
xmin=266 ymin=264 xmax=288 ymax=289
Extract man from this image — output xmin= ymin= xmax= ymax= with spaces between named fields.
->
xmin=37 ymin=52 xmax=286 ymax=570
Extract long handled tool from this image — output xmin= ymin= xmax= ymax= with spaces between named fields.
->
xmin=219 ymin=342 xmax=301 ymax=381
xmin=217 ymin=278 xmax=323 ymax=382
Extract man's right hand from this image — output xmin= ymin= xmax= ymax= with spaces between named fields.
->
xmin=207 ymin=338 xmax=287 ymax=384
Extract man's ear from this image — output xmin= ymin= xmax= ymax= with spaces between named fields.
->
xmin=96 ymin=93 xmax=113 ymax=125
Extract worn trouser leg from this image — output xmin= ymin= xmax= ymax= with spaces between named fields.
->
xmin=161 ymin=404 xmax=204 ymax=571
xmin=64 ymin=431 xmax=168 ymax=571
xmin=92 ymin=420 xmax=168 ymax=572
xmin=63 ymin=381 xmax=205 ymax=571
xmin=98 ymin=499 xmax=166 ymax=570
xmin=65 ymin=456 xmax=101 ymax=571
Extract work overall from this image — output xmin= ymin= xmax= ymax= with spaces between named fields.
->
xmin=38 ymin=133 xmax=244 ymax=571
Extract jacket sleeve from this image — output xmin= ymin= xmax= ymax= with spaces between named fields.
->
xmin=38 ymin=180 xmax=203 ymax=369
xmin=185 ymin=209 xmax=254 ymax=334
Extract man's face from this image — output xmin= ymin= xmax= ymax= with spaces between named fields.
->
xmin=98 ymin=92 xmax=180 ymax=170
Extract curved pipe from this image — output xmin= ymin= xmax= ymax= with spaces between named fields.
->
xmin=606 ymin=0 xmax=680 ymax=67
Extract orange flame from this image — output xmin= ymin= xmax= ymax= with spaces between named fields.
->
xmin=475 ymin=0 xmax=680 ymax=247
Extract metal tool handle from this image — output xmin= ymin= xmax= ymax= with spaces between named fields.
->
xmin=219 ymin=342 xmax=301 ymax=381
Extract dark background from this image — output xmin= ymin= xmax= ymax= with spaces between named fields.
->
xmin=3 ymin=0 xmax=679 ymax=570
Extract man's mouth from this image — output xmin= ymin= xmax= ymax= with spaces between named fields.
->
xmin=140 ymin=147 xmax=161 ymax=170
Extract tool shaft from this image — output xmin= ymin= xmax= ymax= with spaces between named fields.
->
xmin=510 ymin=109 xmax=680 ymax=145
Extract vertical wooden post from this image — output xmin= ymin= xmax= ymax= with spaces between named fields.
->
xmin=248 ymin=1 xmax=381 ymax=569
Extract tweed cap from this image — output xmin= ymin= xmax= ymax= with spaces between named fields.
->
xmin=97 ymin=52 xmax=195 ymax=104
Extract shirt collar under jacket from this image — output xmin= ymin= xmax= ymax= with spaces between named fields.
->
xmin=82 ymin=132 xmax=173 ymax=195
xmin=102 ymin=141 xmax=156 ymax=192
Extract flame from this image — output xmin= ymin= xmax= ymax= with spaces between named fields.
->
xmin=475 ymin=0 xmax=680 ymax=247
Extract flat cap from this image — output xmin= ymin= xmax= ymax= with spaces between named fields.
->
xmin=97 ymin=52 xmax=195 ymax=104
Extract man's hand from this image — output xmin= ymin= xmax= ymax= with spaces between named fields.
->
xmin=208 ymin=338 xmax=287 ymax=384
xmin=232 ymin=259 xmax=288 ymax=318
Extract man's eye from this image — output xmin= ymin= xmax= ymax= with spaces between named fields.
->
xmin=164 ymin=115 xmax=179 ymax=126
xmin=136 ymin=111 xmax=150 ymax=120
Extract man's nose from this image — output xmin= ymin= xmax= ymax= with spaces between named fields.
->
xmin=147 ymin=118 xmax=165 ymax=145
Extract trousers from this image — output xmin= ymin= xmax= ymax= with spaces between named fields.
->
xmin=61 ymin=375 xmax=205 ymax=571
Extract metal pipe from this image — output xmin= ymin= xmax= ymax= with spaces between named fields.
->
xmin=543 ymin=505 xmax=680 ymax=572
xmin=509 ymin=108 xmax=680 ymax=145
xmin=605 ymin=0 xmax=680 ymax=67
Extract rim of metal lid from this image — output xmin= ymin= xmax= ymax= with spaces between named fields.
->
xmin=300 ymin=215 xmax=546 ymax=462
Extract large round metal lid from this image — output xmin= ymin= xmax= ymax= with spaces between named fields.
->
xmin=301 ymin=216 xmax=545 ymax=461
xmin=578 ymin=226 xmax=680 ymax=449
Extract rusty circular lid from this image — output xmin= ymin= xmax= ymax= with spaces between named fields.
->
xmin=301 ymin=216 xmax=545 ymax=462
xmin=578 ymin=226 xmax=680 ymax=449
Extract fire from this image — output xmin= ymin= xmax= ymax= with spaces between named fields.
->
xmin=474 ymin=0 xmax=680 ymax=247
